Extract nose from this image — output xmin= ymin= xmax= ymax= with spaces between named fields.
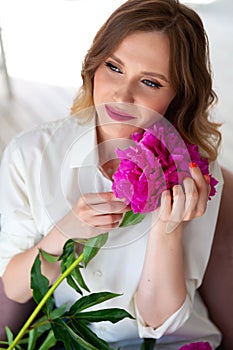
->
xmin=112 ymin=81 xmax=135 ymax=104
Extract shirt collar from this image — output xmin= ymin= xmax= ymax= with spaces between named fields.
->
xmin=69 ymin=116 xmax=99 ymax=168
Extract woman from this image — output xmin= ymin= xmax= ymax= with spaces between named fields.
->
xmin=0 ymin=0 xmax=223 ymax=349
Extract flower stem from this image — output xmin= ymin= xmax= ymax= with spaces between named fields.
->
xmin=7 ymin=253 xmax=84 ymax=350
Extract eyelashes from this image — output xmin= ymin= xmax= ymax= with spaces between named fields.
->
xmin=104 ymin=60 xmax=163 ymax=89
xmin=104 ymin=61 xmax=122 ymax=74
xmin=142 ymin=79 xmax=162 ymax=89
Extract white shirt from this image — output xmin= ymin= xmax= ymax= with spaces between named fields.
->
xmin=0 ymin=115 xmax=223 ymax=349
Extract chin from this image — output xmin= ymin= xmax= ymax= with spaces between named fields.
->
xmin=110 ymin=124 xmax=139 ymax=139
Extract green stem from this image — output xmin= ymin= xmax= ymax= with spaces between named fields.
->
xmin=7 ymin=253 xmax=84 ymax=350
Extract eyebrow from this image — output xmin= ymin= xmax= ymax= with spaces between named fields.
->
xmin=109 ymin=54 xmax=170 ymax=83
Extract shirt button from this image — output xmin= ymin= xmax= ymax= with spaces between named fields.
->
xmin=94 ymin=270 xmax=102 ymax=277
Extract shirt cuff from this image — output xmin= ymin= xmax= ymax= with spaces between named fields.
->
xmin=134 ymin=279 xmax=195 ymax=339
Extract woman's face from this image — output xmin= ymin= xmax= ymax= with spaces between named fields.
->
xmin=93 ymin=31 xmax=176 ymax=142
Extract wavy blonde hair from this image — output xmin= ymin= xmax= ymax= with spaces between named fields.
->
xmin=71 ymin=0 xmax=221 ymax=161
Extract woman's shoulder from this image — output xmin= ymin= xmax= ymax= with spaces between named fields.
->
xmin=1 ymin=115 xmax=96 ymax=172
xmin=15 ymin=116 xmax=79 ymax=146
xmin=3 ymin=116 xmax=85 ymax=158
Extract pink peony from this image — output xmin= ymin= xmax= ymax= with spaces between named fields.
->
xmin=112 ymin=143 xmax=167 ymax=213
xmin=112 ymin=119 xmax=218 ymax=214
xmin=179 ymin=341 xmax=212 ymax=350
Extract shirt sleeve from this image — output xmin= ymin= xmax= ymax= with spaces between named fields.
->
xmin=133 ymin=279 xmax=196 ymax=338
xmin=132 ymin=162 xmax=223 ymax=340
xmin=0 ymin=139 xmax=42 ymax=276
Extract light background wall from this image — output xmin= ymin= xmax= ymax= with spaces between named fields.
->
xmin=0 ymin=0 xmax=232 ymax=170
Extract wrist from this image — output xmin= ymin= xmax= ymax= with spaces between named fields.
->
xmin=37 ymin=225 xmax=68 ymax=257
xmin=150 ymin=218 xmax=183 ymax=239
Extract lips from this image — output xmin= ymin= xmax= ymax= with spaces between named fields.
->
xmin=105 ymin=104 xmax=136 ymax=122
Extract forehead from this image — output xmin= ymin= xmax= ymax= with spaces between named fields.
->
xmin=112 ymin=31 xmax=171 ymax=72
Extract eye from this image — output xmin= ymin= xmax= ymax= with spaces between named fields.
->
xmin=105 ymin=61 xmax=123 ymax=74
xmin=142 ymin=79 xmax=162 ymax=89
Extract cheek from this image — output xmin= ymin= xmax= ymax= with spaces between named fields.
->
xmin=149 ymin=92 xmax=175 ymax=116
xmin=93 ymin=68 xmax=111 ymax=105
xmin=93 ymin=73 xmax=103 ymax=105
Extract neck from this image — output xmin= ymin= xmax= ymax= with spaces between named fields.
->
xmin=99 ymin=159 xmax=120 ymax=180
xmin=96 ymin=128 xmax=134 ymax=180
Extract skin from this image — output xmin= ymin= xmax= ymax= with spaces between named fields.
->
xmin=94 ymin=31 xmax=176 ymax=143
xmin=3 ymin=31 xmax=209 ymax=331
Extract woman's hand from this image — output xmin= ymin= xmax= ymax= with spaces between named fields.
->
xmin=2 ymin=194 xmax=128 ymax=302
xmin=152 ymin=163 xmax=210 ymax=234
xmin=57 ymin=192 xmax=129 ymax=240
xmin=183 ymin=162 xmax=210 ymax=220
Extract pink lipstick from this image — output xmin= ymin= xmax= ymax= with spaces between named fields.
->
xmin=105 ymin=105 xmax=136 ymax=122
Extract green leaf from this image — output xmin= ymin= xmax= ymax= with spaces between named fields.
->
xmin=37 ymin=330 xmax=57 ymax=350
xmin=59 ymin=241 xmax=84 ymax=283
xmin=59 ymin=240 xmax=77 ymax=274
xmin=59 ymin=239 xmax=76 ymax=262
xmin=31 ymin=304 xmax=67 ymax=338
xmin=74 ymin=308 xmax=134 ymax=323
xmin=31 ymin=304 xmax=66 ymax=338
xmin=5 ymin=326 xmax=14 ymax=344
xmin=39 ymin=249 xmax=59 ymax=263
xmin=120 ymin=210 xmax=145 ymax=227
xmin=71 ymin=319 xmax=114 ymax=350
xmin=61 ymin=250 xmax=75 ymax=273
xmin=83 ymin=233 xmax=108 ymax=267
xmin=0 ymin=327 xmax=19 ymax=348
xmin=50 ymin=303 xmax=68 ymax=319
xmin=30 ymin=254 xmax=54 ymax=315
xmin=65 ymin=291 xmax=121 ymax=315
xmin=140 ymin=338 xmax=156 ymax=350
xmin=17 ymin=338 xmax=31 ymax=345
xmin=71 ymin=264 xmax=90 ymax=293
xmin=66 ymin=275 xmax=83 ymax=295
xmin=51 ymin=319 xmax=99 ymax=350
xmin=31 ymin=316 xmax=51 ymax=338
xmin=27 ymin=329 xmax=37 ymax=350
xmin=0 ymin=346 xmax=22 ymax=350
xmin=58 ymin=239 xmax=88 ymax=294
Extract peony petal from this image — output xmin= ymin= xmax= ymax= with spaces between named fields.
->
xmin=179 ymin=341 xmax=212 ymax=349
xmin=112 ymin=121 xmax=218 ymax=214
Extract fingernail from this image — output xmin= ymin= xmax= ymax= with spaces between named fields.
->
xmin=189 ymin=162 xmax=197 ymax=168
xmin=204 ymin=174 xmax=210 ymax=184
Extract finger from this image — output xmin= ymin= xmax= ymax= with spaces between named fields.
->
xmin=166 ymin=185 xmax=185 ymax=233
xmin=182 ymin=177 xmax=198 ymax=220
xmin=83 ymin=192 xmax=124 ymax=205
xmin=159 ymin=189 xmax=172 ymax=222
xmin=171 ymin=185 xmax=185 ymax=222
xmin=204 ymin=174 xmax=211 ymax=198
xmin=89 ymin=213 xmax=124 ymax=227
xmin=93 ymin=201 xmax=130 ymax=215
xmin=81 ymin=193 xmax=128 ymax=215
xmin=189 ymin=162 xmax=208 ymax=216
